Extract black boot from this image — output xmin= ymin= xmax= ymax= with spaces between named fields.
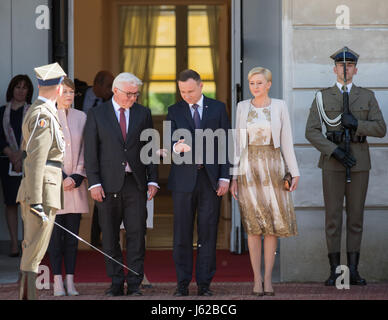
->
xmin=324 ymin=252 xmax=341 ymax=286
xmin=347 ymin=252 xmax=367 ymax=286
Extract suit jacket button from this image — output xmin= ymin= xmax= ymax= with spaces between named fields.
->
xmin=122 ymin=162 xmax=125 ymax=166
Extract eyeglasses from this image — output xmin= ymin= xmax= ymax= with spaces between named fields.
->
xmin=117 ymin=88 xmax=140 ymax=98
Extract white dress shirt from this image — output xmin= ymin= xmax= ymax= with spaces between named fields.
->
xmin=336 ymin=82 xmax=353 ymax=94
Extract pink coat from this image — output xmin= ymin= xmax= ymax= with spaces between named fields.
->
xmin=57 ymin=108 xmax=89 ymax=214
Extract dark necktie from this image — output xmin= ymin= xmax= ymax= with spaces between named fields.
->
xmin=92 ymin=98 xmax=99 ymax=108
xmin=192 ymin=104 xmax=201 ymax=129
xmin=192 ymin=104 xmax=202 ymax=168
xmin=119 ymin=108 xmax=127 ymax=141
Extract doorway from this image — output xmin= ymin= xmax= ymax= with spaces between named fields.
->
xmin=74 ymin=0 xmax=231 ymax=250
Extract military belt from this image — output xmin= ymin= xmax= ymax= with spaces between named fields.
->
xmin=326 ymin=131 xmax=366 ymax=144
xmin=46 ymin=160 xmax=62 ymax=169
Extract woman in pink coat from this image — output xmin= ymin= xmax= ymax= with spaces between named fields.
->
xmin=48 ymin=77 xmax=89 ymax=296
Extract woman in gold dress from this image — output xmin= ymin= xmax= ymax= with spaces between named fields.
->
xmin=230 ymin=67 xmax=300 ymax=296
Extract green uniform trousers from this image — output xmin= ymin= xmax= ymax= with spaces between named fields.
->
xmin=20 ymin=202 xmax=56 ymax=273
xmin=322 ymin=170 xmax=369 ymax=253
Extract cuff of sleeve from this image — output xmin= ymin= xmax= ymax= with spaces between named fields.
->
xmin=148 ymin=182 xmax=160 ymax=189
xmin=88 ymin=183 xmax=101 ymax=191
xmin=70 ymin=174 xmax=85 ymax=188
xmin=172 ymin=142 xmax=179 ymax=154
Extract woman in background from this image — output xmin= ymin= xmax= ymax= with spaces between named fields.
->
xmin=0 ymin=75 xmax=33 ymax=257
xmin=48 ymin=77 xmax=89 ymax=296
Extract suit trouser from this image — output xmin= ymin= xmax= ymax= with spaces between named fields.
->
xmin=322 ymin=170 xmax=369 ymax=254
xmin=91 ymin=205 xmax=101 ymax=245
xmin=97 ymin=174 xmax=147 ymax=289
xmin=172 ymin=168 xmax=221 ymax=288
xmin=20 ymin=202 xmax=56 ymax=273
xmin=48 ymin=213 xmax=81 ymax=275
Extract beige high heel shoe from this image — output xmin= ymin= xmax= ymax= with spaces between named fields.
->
xmin=65 ymin=274 xmax=79 ymax=296
xmin=53 ymin=275 xmax=66 ymax=297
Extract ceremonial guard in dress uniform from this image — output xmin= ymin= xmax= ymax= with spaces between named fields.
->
xmin=305 ymin=48 xmax=386 ymax=286
xmin=17 ymin=63 xmax=66 ymax=300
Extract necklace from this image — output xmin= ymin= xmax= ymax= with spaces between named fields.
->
xmin=251 ymin=98 xmax=271 ymax=108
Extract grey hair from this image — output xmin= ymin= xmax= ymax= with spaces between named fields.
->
xmin=112 ymin=72 xmax=142 ymax=90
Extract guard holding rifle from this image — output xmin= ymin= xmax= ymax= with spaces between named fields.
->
xmin=305 ymin=47 xmax=386 ymax=286
xmin=17 ymin=63 xmax=66 ymax=299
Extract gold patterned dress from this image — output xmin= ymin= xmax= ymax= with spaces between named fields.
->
xmin=237 ymin=103 xmax=298 ymax=237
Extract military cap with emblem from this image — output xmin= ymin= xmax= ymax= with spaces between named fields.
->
xmin=330 ymin=46 xmax=359 ymax=64
xmin=34 ymin=62 xmax=66 ymax=86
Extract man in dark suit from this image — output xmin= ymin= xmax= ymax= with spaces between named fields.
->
xmin=84 ymin=72 xmax=158 ymax=296
xmin=167 ymin=69 xmax=231 ymax=296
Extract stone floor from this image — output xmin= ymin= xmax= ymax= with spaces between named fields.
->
xmin=1 ymin=281 xmax=388 ymax=300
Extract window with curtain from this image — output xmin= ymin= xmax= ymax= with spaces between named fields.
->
xmin=120 ymin=5 xmax=220 ymax=115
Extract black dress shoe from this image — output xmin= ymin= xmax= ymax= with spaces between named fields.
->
xmin=198 ymin=286 xmax=213 ymax=296
xmin=349 ymin=271 xmax=367 ymax=286
xmin=8 ymin=251 xmax=20 ymax=258
xmin=347 ymin=252 xmax=367 ymax=286
xmin=127 ymin=288 xmax=143 ymax=296
xmin=173 ymin=287 xmax=189 ymax=297
xmin=324 ymin=252 xmax=341 ymax=286
xmin=105 ymin=284 xmax=124 ymax=296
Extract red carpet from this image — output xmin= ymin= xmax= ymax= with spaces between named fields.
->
xmin=42 ymin=250 xmax=253 ymax=283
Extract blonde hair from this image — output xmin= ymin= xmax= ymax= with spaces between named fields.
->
xmin=248 ymin=67 xmax=272 ymax=82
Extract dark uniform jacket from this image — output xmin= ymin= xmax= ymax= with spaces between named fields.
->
xmin=305 ymin=84 xmax=386 ymax=172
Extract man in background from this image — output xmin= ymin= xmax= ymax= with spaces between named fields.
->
xmin=74 ymin=70 xmax=114 ymax=247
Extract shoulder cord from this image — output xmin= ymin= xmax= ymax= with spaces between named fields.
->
xmin=315 ymin=91 xmax=342 ymax=127
xmin=26 ymin=112 xmax=65 ymax=153
xmin=49 ymin=113 xmax=65 ymax=153
xmin=25 ymin=111 xmax=41 ymax=151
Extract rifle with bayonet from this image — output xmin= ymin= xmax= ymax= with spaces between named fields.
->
xmin=342 ymin=47 xmax=352 ymax=183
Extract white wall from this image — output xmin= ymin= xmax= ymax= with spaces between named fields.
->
xmin=0 ymin=0 xmax=51 ymax=106
xmin=0 ymin=0 xmax=51 ymax=241
xmin=281 ymin=0 xmax=388 ymax=281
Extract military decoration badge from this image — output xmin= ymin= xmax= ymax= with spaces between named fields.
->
xmin=38 ymin=118 xmax=47 ymax=128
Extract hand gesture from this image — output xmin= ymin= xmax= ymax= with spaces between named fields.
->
xmin=229 ymin=180 xmax=238 ymax=200
xmin=90 ymin=186 xmax=105 ymax=202
xmin=174 ymin=139 xmax=191 ymax=153
xmin=63 ymin=177 xmax=76 ymax=191
xmin=289 ymin=176 xmax=300 ymax=192
xmin=216 ymin=180 xmax=230 ymax=197
xmin=147 ymin=185 xmax=158 ymax=201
